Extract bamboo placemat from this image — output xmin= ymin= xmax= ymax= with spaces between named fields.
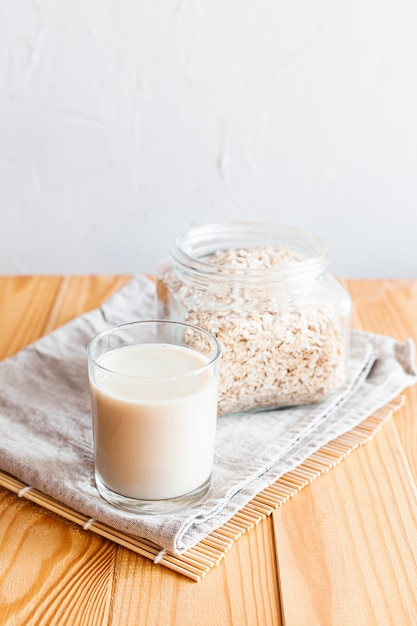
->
xmin=0 ymin=396 xmax=404 ymax=582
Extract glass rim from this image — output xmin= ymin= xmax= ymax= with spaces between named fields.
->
xmin=171 ymin=221 xmax=329 ymax=284
xmin=87 ymin=319 xmax=222 ymax=382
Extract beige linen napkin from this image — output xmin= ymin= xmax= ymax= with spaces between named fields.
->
xmin=0 ymin=275 xmax=416 ymax=554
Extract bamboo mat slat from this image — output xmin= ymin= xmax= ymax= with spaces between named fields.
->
xmin=0 ymin=396 xmax=404 ymax=582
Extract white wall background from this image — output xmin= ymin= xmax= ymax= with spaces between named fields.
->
xmin=0 ymin=0 xmax=416 ymax=278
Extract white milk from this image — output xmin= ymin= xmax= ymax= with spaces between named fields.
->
xmin=90 ymin=343 xmax=218 ymax=500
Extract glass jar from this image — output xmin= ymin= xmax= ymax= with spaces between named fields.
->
xmin=156 ymin=222 xmax=352 ymax=416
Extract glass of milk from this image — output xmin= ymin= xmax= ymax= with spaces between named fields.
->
xmin=87 ymin=320 xmax=221 ymax=514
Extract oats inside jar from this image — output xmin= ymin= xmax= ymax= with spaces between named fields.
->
xmin=157 ymin=245 xmax=347 ymax=416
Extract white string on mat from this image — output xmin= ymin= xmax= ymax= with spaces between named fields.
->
xmin=82 ymin=518 xmax=97 ymax=530
xmin=17 ymin=485 xmax=33 ymax=497
xmin=153 ymin=549 xmax=166 ymax=564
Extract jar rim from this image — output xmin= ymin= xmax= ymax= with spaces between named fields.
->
xmin=171 ymin=221 xmax=328 ymax=284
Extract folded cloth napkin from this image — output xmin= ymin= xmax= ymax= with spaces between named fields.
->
xmin=0 ymin=275 xmax=416 ymax=554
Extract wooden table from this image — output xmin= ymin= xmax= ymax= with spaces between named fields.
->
xmin=1 ymin=276 xmax=417 ymax=625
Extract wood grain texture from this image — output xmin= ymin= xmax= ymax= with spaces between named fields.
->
xmin=0 ymin=276 xmax=281 ymax=626
xmin=347 ymin=279 xmax=417 ymax=481
xmin=0 ymin=276 xmax=62 ymax=359
xmin=272 ymin=279 xmax=417 ymax=626
xmin=109 ymin=520 xmax=281 ymax=626
xmin=0 ymin=489 xmax=116 ymax=626
xmin=1 ymin=276 xmax=416 ymax=625
xmin=41 ymin=275 xmax=131 ymax=334
xmin=0 ymin=275 xmax=130 ymax=358
xmin=273 ymin=419 xmax=417 ymax=626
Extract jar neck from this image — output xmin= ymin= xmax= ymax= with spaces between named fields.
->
xmin=170 ymin=222 xmax=329 ymax=288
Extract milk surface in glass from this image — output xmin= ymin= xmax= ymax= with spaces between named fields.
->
xmin=90 ymin=342 xmax=218 ymax=501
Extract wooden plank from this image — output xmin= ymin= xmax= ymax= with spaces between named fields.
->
xmin=273 ymin=280 xmax=417 ymax=625
xmin=0 ymin=275 xmax=131 ymax=357
xmin=273 ymin=418 xmax=417 ymax=625
xmin=0 ymin=276 xmax=282 ymax=626
xmin=41 ymin=275 xmax=131 ymax=333
xmin=0 ymin=276 xmax=125 ymax=625
xmin=0 ymin=489 xmax=116 ymax=626
xmin=109 ymin=520 xmax=281 ymax=626
xmin=347 ymin=279 xmax=417 ymax=483
xmin=0 ymin=276 xmax=63 ymax=358
xmin=2 ymin=276 xmax=416 ymax=625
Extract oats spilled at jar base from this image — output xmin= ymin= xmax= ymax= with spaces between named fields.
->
xmin=156 ymin=222 xmax=352 ymax=416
